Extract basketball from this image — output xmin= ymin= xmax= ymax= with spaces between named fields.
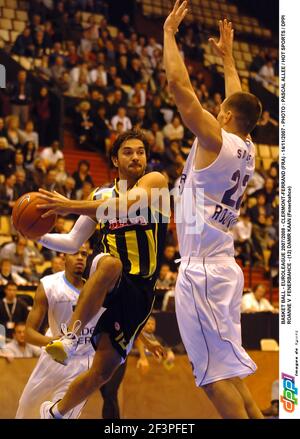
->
xmin=12 ymin=192 xmax=57 ymax=239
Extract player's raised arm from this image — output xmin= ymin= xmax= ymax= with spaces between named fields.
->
xmin=209 ymin=19 xmax=242 ymax=97
xmin=163 ymin=0 xmax=222 ymax=152
xmin=36 ymin=171 xmax=169 ymax=220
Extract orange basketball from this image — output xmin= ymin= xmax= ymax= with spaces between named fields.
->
xmin=12 ymin=192 xmax=57 ymax=239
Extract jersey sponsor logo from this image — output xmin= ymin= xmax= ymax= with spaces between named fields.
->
xmin=211 ymin=204 xmax=238 ymax=229
xmin=114 ymin=321 xmax=120 ymax=331
xmin=77 ymin=326 xmax=95 ymax=345
xmin=108 ymin=215 xmax=148 ymax=230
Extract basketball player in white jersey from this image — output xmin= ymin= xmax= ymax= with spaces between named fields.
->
xmin=163 ymin=2 xmax=264 ymax=418
xmin=16 ymin=242 xmax=163 ymax=418
xmin=15 ymin=244 xmax=102 ymax=418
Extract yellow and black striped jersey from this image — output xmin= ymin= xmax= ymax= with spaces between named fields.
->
xmin=91 ymin=180 xmax=168 ymax=279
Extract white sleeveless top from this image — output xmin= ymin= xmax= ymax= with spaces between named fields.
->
xmin=175 ymin=129 xmax=255 ymax=258
xmin=41 ymin=271 xmax=103 ymax=356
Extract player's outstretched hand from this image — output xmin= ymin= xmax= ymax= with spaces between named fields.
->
xmin=164 ymin=0 xmax=188 ymax=34
xmin=37 ymin=189 xmax=73 ymax=218
xmin=209 ymin=18 xmax=234 ymax=59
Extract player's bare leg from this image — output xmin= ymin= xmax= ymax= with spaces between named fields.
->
xmin=68 ymin=255 xmax=123 ymax=334
xmin=45 ymin=255 xmax=122 ymax=365
xmin=41 ymin=333 xmax=122 ymax=418
xmin=231 ymin=377 xmax=264 ymax=419
xmin=203 ymin=379 xmax=249 ymax=419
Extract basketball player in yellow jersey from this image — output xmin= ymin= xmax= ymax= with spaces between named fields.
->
xmin=36 ymin=129 xmax=169 ymax=418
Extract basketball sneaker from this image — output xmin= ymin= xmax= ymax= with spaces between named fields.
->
xmin=40 ymin=401 xmax=62 ymax=419
xmin=45 ymin=320 xmax=81 ymax=365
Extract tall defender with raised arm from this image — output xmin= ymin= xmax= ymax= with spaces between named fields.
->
xmin=164 ymin=1 xmax=263 ymax=419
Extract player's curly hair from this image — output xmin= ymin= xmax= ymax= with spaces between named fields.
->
xmin=110 ymin=129 xmax=150 ymax=160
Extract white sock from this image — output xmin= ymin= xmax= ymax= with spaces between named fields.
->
xmin=50 ymin=401 xmax=63 ymax=419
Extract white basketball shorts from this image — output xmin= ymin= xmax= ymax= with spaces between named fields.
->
xmin=175 ymin=256 xmax=257 ymax=387
xmin=16 ymin=350 xmax=93 ymax=418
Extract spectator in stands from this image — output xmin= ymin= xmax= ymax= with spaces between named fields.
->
xmin=104 ymin=91 xmax=116 ymax=120
xmin=18 ymin=120 xmax=39 ymax=149
xmin=70 ymin=62 xmax=89 ymax=84
xmin=40 ymin=140 xmax=64 ymax=168
xmin=41 ymin=255 xmax=65 ymax=277
xmin=22 ymin=141 xmax=38 ymax=171
xmin=136 ymin=315 xmax=174 ymax=372
xmin=50 ymin=56 xmax=66 ymax=83
xmin=163 ymin=115 xmax=184 ymax=142
xmin=0 ymin=260 xmax=27 ymax=299
xmin=9 ymin=70 xmax=32 ymax=128
xmin=11 ymin=27 xmax=34 ymax=57
xmin=118 ymin=14 xmax=134 ymax=38
xmin=127 ymin=58 xmax=143 ymax=86
xmin=65 ymin=44 xmax=80 ymax=71
xmin=111 ymin=107 xmax=132 ymax=131
xmin=34 ymin=87 xmax=52 ymax=147
xmin=261 ymin=177 xmax=278 ymax=208
xmin=49 ymin=42 xmax=65 ymax=67
xmin=250 ymin=49 xmax=266 ymax=73
xmin=68 ymin=72 xmax=89 ymax=99
xmin=11 ymin=150 xmax=34 ymax=189
xmin=150 ymin=122 xmax=165 ymax=150
xmin=268 ymin=163 xmax=279 ymax=187
xmin=1 ymin=322 xmax=41 ymax=357
xmin=5 ymin=115 xmax=23 ymax=150
xmin=74 ymin=101 xmax=95 ymax=150
xmin=155 ymin=263 xmax=177 ymax=290
xmin=76 ymin=180 xmax=94 ymax=200
xmin=89 ymin=64 xmax=108 ymax=87
xmin=55 ymin=159 xmax=68 ymax=185
xmin=32 ymin=157 xmax=47 ymax=188
xmin=72 ymin=159 xmax=94 ymax=191
xmin=81 ymin=14 xmax=100 ymax=52
xmin=15 ymin=169 xmax=35 ymax=197
xmin=69 ymin=10 xmax=84 ymax=43
xmin=247 ymin=193 xmax=267 ymax=225
xmin=0 ymin=284 xmax=29 ymax=340
xmin=60 ymin=176 xmax=76 ymax=199
xmin=233 ymin=214 xmax=253 ymax=266
xmin=92 ymin=106 xmax=110 ymax=154
xmin=161 ymin=245 xmax=179 ymax=273
xmin=33 ymin=30 xmax=49 ymax=57
xmin=256 ymin=59 xmax=277 ymax=88
xmin=0 ymin=137 xmax=14 ymax=178
xmin=36 ymin=54 xmax=52 ymax=83
xmin=146 ymin=95 xmax=166 ymax=128
xmin=0 ymin=173 xmax=18 ymax=215
xmin=51 ymin=217 xmax=67 ymax=235
xmin=241 ymin=284 xmax=278 ymax=313
xmin=42 ymin=169 xmax=61 ymax=192
xmin=128 ymin=83 xmax=146 ymax=108
xmin=246 ymin=168 xmax=265 ymax=196
xmin=57 ymin=71 xmax=72 ymax=94
xmin=110 ymin=77 xmax=128 ymax=105
xmin=253 ymin=110 xmax=279 ymax=145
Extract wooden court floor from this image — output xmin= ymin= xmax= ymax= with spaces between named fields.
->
xmin=0 ymin=351 xmax=278 ymax=419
